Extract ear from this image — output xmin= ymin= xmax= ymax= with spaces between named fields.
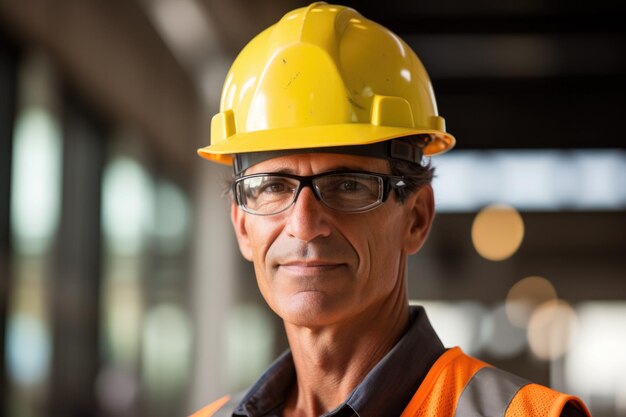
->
xmin=230 ymin=201 xmax=254 ymax=261
xmin=402 ymin=184 xmax=435 ymax=255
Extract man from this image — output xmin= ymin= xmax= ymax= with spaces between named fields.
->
xmin=192 ymin=3 xmax=591 ymax=416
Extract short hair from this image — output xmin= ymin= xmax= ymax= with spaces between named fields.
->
xmin=388 ymin=158 xmax=435 ymax=203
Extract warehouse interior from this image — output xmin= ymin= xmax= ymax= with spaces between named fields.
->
xmin=0 ymin=1 xmax=625 ymax=416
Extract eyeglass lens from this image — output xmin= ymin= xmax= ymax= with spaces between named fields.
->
xmin=238 ymin=173 xmax=384 ymax=214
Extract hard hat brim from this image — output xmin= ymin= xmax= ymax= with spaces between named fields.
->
xmin=198 ymin=123 xmax=455 ymax=166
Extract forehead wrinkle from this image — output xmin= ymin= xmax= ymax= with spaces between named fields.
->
xmin=247 ymin=154 xmax=390 ymax=176
xmin=259 ymin=165 xmax=372 ymax=176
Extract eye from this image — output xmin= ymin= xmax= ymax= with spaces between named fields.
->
xmin=338 ymin=179 xmax=363 ymax=193
xmin=259 ymin=177 xmax=296 ymax=194
xmin=260 ymin=181 xmax=290 ymax=194
xmin=318 ymin=174 xmax=379 ymax=198
xmin=243 ymin=176 xmax=297 ymax=200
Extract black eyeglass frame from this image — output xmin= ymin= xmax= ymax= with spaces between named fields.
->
xmin=232 ymin=170 xmax=409 ymax=216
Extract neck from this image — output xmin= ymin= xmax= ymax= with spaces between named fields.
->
xmin=282 ymin=287 xmax=409 ymax=416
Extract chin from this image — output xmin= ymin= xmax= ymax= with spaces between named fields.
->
xmin=276 ymin=292 xmax=347 ymax=328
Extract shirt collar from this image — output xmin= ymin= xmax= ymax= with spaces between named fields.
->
xmin=233 ymin=306 xmax=445 ymax=417
xmin=233 ymin=350 xmax=295 ymax=416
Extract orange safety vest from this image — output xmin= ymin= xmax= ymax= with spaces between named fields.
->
xmin=190 ymin=347 xmax=592 ymax=417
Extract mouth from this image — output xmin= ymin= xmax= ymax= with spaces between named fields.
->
xmin=278 ymin=261 xmax=344 ymax=276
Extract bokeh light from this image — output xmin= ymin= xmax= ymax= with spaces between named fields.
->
xmin=412 ymin=300 xmax=486 ymax=355
xmin=471 ymin=204 xmax=525 ymax=261
xmin=481 ymin=303 xmax=527 ymax=358
xmin=506 ymin=276 xmax=558 ymax=328
xmin=225 ymin=304 xmax=275 ymax=391
xmin=565 ymin=302 xmax=626 ymax=402
xmin=102 ymin=156 xmax=154 ymax=255
xmin=95 ymin=365 xmax=139 ymax=415
xmin=142 ymin=304 xmax=193 ymax=398
xmin=102 ymin=280 xmax=143 ymax=368
xmin=434 ymin=149 xmax=626 ymax=211
xmin=153 ymin=179 xmax=191 ymax=255
xmin=528 ymin=300 xmax=578 ymax=360
xmin=6 ymin=313 xmax=51 ymax=387
xmin=10 ymin=107 xmax=62 ymax=255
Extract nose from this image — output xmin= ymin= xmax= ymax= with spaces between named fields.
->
xmin=284 ymin=187 xmax=331 ymax=242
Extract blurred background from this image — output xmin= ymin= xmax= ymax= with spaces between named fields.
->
xmin=0 ymin=0 xmax=625 ymax=416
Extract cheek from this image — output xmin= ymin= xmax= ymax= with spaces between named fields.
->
xmin=364 ymin=211 xmax=407 ymax=279
xmin=244 ymin=218 xmax=286 ymax=303
xmin=245 ymin=218 xmax=282 ymax=275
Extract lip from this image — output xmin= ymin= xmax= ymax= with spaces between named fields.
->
xmin=278 ymin=261 xmax=344 ymax=275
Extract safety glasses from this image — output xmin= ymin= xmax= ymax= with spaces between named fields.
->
xmin=232 ymin=170 xmax=408 ymax=216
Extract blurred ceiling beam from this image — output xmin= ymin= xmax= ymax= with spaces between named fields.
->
xmin=0 ymin=0 xmax=201 ymax=177
xmin=201 ymin=0 xmax=309 ymax=55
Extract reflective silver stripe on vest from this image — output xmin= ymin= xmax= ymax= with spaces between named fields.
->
xmin=453 ymin=367 xmax=530 ymax=417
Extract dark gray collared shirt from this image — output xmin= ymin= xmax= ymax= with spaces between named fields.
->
xmin=219 ymin=305 xmax=586 ymax=417
xmin=230 ymin=306 xmax=445 ymax=417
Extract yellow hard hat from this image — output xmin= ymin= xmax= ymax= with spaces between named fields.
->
xmin=198 ymin=2 xmax=455 ymax=168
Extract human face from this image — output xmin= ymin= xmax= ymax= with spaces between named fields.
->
xmin=230 ymin=153 xmax=434 ymax=328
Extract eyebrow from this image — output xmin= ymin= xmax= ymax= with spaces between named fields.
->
xmin=266 ymin=165 xmax=361 ymax=175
